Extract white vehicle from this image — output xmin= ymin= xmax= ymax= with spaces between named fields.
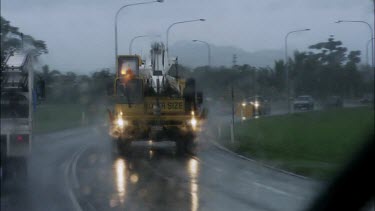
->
xmin=1 ymin=51 xmax=44 ymax=179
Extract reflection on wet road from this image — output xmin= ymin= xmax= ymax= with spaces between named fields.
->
xmin=1 ymin=127 xmax=321 ymax=211
xmin=76 ymin=141 xmax=203 ymax=211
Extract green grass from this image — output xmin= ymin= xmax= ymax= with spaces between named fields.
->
xmin=33 ymin=104 xmax=88 ymax=133
xmin=221 ymin=107 xmax=374 ymax=179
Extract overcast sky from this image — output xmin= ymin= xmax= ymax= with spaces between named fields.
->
xmin=2 ymin=0 xmax=373 ymax=73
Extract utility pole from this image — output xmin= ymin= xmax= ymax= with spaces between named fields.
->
xmin=231 ymin=85 xmax=235 ymax=144
xmin=232 ymin=54 xmax=237 ymax=67
xmin=20 ymin=33 xmax=24 ymax=50
xmin=175 ymin=56 xmax=179 ymax=79
xmin=231 ymin=85 xmax=235 ymax=126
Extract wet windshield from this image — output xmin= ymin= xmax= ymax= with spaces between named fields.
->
xmin=116 ymin=79 xmax=143 ymax=104
xmin=1 ymin=1 xmax=374 ymax=211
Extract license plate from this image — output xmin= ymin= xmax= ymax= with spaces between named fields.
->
xmin=146 ymin=100 xmax=184 ymax=113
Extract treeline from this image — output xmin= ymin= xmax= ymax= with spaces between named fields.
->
xmin=174 ymin=36 xmax=374 ymax=101
xmin=35 ymin=66 xmax=114 ymax=105
xmin=3 ymin=15 xmax=372 ymax=103
xmin=40 ymin=36 xmax=374 ymax=105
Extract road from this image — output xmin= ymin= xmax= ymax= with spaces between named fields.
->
xmin=1 ymin=122 xmax=322 ymax=211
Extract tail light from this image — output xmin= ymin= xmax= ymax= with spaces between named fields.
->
xmin=17 ymin=135 xmax=24 ymax=142
xmin=10 ymin=134 xmax=29 ymax=143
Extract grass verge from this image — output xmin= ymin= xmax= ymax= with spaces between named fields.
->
xmin=34 ymin=104 xmax=96 ymax=134
xmin=220 ymin=107 xmax=374 ymax=179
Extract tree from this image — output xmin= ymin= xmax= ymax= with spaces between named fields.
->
xmin=289 ymin=36 xmax=364 ymax=98
xmin=1 ymin=16 xmax=48 ymax=64
xmin=273 ymin=60 xmax=285 ymax=92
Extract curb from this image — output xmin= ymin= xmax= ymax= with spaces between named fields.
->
xmin=209 ymin=139 xmax=313 ymax=181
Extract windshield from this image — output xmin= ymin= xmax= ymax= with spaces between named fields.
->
xmin=116 ymin=79 xmax=143 ymax=103
xmin=1 ymin=1 xmax=374 ymax=211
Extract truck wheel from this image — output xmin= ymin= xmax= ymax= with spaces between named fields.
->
xmin=176 ymin=139 xmax=186 ymax=155
xmin=117 ymin=138 xmax=132 ymax=155
xmin=183 ymin=78 xmax=196 ymax=110
xmin=110 ymin=138 xmax=119 ymax=155
xmin=184 ymin=133 xmax=196 ymax=155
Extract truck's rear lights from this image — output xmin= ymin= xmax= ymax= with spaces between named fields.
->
xmin=10 ymin=134 xmax=29 ymax=143
xmin=17 ymin=135 xmax=24 ymax=142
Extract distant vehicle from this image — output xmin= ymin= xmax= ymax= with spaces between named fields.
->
xmin=246 ymin=96 xmax=271 ymax=116
xmin=359 ymin=94 xmax=374 ymax=104
xmin=325 ymin=96 xmax=343 ymax=108
xmin=293 ymin=95 xmax=314 ymax=111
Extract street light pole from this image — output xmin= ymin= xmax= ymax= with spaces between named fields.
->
xmin=336 ymin=20 xmax=374 ymax=68
xmin=129 ymin=35 xmax=160 ymax=54
xmin=192 ymin=40 xmax=211 ymax=67
xmin=114 ymin=0 xmax=163 ymax=67
xmin=166 ymin=19 xmax=205 ymax=65
xmin=284 ymin=29 xmax=310 ymax=113
xmin=367 ymin=38 xmax=375 ymax=67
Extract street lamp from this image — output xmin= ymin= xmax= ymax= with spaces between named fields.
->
xmin=129 ymin=34 xmax=160 ymax=54
xmin=192 ymin=39 xmax=211 ymax=67
xmin=335 ymin=20 xmax=374 ymax=68
xmin=285 ymin=28 xmax=310 ymax=113
xmin=367 ymin=38 xmax=375 ymax=67
xmin=114 ymin=0 xmax=163 ymax=65
xmin=166 ymin=19 xmax=205 ymax=64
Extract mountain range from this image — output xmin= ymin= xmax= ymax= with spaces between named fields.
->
xmin=168 ymin=41 xmax=284 ymax=68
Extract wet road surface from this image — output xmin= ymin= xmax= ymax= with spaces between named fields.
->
xmin=1 ymin=125 xmax=321 ymax=211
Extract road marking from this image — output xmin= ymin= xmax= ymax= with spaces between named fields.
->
xmin=64 ymin=157 xmax=83 ymax=211
xmin=253 ymin=182 xmax=304 ymax=200
xmin=64 ymin=144 xmax=90 ymax=211
xmin=71 ymin=146 xmax=89 ymax=188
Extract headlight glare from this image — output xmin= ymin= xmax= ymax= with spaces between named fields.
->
xmin=190 ymin=118 xmax=197 ymax=127
xmin=117 ymin=118 xmax=124 ymax=127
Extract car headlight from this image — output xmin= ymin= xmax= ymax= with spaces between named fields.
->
xmin=117 ymin=118 xmax=124 ymax=127
xmin=190 ymin=118 xmax=197 ymax=127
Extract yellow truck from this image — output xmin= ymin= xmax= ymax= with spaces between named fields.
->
xmin=107 ymin=43 xmax=205 ymax=154
xmin=236 ymin=101 xmax=254 ymax=120
xmin=236 ymin=96 xmax=271 ymax=120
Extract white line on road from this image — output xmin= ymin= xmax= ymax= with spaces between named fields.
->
xmin=71 ymin=145 xmax=89 ymax=188
xmin=64 ymin=144 xmax=90 ymax=211
xmin=64 ymin=157 xmax=83 ymax=211
xmin=253 ymin=181 xmax=304 ymax=200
